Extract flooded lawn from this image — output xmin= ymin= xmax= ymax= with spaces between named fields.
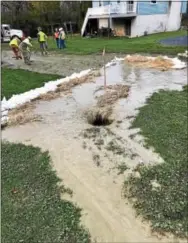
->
xmin=2 ymin=59 xmax=187 ymax=242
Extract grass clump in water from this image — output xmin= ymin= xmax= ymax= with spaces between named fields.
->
xmin=117 ymin=163 xmax=129 ymax=175
xmin=124 ymin=86 xmax=188 ymax=237
xmin=2 ymin=142 xmax=91 ymax=243
xmin=106 ymin=140 xmax=125 ymax=155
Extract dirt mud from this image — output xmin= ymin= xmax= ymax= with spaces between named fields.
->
xmin=2 ymin=60 xmax=187 ymax=242
xmin=2 ymin=50 xmax=119 ymax=76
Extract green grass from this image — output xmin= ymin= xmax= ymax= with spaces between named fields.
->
xmin=2 ymin=30 xmax=187 ymax=55
xmin=124 ymin=86 xmax=188 ymax=237
xmin=2 ymin=68 xmax=62 ymax=99
xmin=2 ymin=142 xmax=91 ymax=243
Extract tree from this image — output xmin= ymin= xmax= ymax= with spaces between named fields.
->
xmin=30 ymin=1 xmax=61 ymax=32
xmin=1 ymin=1 xmax=30 ymax=26
xmin=1 ymin=1 xmax=91 ymax=34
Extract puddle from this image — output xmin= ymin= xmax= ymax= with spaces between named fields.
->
xmin=2 ymin=61 xmax=187 ymax=243
xmin=34 ymin=61 xmax=186 ymax=124
xmin=117 ymin=63 xmax=187 ymax=113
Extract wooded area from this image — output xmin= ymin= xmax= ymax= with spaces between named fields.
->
xmin=1 ymin=1 xmax=92 ymax=36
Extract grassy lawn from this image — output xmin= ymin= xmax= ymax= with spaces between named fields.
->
xmin=124 ymin=86 xmax=188 ymax=237
xmin=2 ymin=68 xmax=62 ymax=99
xmin=2 ymin=142 xmax=91 ymax=243
xmin=2 ymin=31 xmax=187 ymax=55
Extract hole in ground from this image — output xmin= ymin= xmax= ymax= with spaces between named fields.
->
xmin=92 ymin=114 xmax=112 ymax=126
xmin=87 ymin=112 xmax=113 ymax=126
xmin=86 ymin=107 xmax=113 ymax=126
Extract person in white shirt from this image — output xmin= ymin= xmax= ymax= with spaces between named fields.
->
xmin=19 ymin=37 xmax=32 ymax=65
xmin=59 ymin=28 xmax=66 ymax=49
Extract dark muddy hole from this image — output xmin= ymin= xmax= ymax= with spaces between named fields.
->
xmin=89 ymin=114 xmax=113 ymax=126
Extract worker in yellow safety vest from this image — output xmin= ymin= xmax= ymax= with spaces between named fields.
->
xmin=37 ymin=27 xmax=48 ymax=55
xmin=9 ymin=37 xmax=22 ymax=60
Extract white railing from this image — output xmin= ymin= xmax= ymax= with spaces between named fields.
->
xmin=88 ymin=2 xmax=136 ymax=16
xmin=127 ymin=3 xmax=134 ymax=13
xmin=110 ymin=2 xmax=135 ymax=14
xmin=110 ymin=5 xmax=121 ymax=14
xmin=89 ymin=5 xmax=110 ymax=16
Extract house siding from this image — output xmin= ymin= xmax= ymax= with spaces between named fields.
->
xmin=166 ymin=1 xmax=182 ymax=31
xmin=89 ymin=0 xmax=183 ymax=38
xmin=92 ymin=0 xmax=187 ymax=14
xmin=181 ymin=1 xmax=187 ymax=13
xmin=137 ymin=1 xmax=168 ymax=15
xmin=131 ymin=14 xmax=167 ymax=37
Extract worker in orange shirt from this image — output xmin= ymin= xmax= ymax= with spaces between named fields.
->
xmin=54 ymin=28 xmax=59 ymax=48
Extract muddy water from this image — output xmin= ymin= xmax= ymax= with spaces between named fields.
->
xmin=2 ymin=61 xmax=187 ymax=243
xmin=112 ymin=64 xmax=187 ymax=153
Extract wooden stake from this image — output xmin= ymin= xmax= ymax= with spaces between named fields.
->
xmin=102 ymin=47 xmax=106 ymax=89
xmin=104 ymin=60 xmax=106 ymax=89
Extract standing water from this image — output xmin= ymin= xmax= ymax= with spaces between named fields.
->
xmin=2 ymin=60 xmax=187 ymax=243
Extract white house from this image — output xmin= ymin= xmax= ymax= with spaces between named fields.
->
xmin=81 ymin=0 xmax=188 ymax=37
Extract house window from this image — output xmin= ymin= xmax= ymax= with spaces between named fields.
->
xmin=104 ymin=1 xmax=110 ymax=6
xmin=150 ymin=0 xmax=157 ymax=4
